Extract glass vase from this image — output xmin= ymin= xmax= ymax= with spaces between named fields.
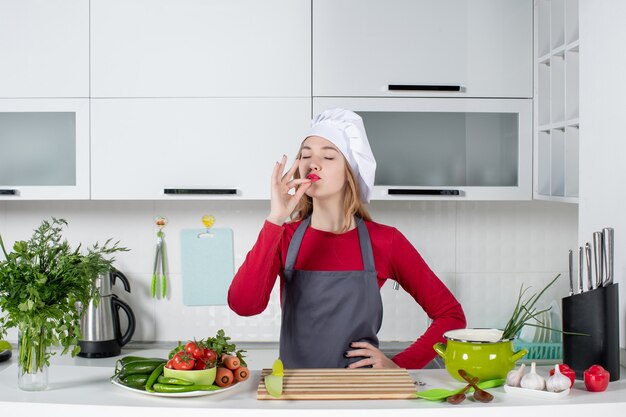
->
xmin=17 ymin=326 xmax=49 ymax=391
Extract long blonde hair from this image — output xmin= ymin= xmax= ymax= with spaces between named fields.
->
xmin=291 ymin=152 xmax=372 ymax=233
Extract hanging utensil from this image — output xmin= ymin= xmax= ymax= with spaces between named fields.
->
xmin=152 ymin=216 xmax=168 ymax=299
xmin=602 ymin=227 xmax=614 ymax=287
xmin=593 ymin=232 xmax=604 ymax=289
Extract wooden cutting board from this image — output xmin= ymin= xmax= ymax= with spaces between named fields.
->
xmin=257 ymin=368 xmax=417 ymax=400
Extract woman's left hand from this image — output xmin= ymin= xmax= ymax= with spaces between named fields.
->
xmin=345 ymin=342 xmax=400 ymax=369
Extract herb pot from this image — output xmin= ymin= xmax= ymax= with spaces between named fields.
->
xmin=433 ymin=329 xmax=528 ymax=382
xmin=17 ymin=325 xmax=49 ymax=391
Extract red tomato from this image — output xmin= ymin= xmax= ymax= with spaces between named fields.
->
xmin=173 ymin=351 xmax=195 ymax=370
xmin=193 ymin=359 xmax=207 ymax=370
xmin=203 ymin=348 xmax=217 ymax=363
xmin=185 ymin=341 xmax=204 ymax=359
xmin=549 ymin=363 xmax=576 ymax=388
xmin=584 ymin=364 xmax=610 ymax=392
xmin=165 ymin=359 xmax=175 ymax=369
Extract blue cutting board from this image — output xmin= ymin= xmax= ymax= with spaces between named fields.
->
xmin=180 ymin=228 xmax=234 ymax=306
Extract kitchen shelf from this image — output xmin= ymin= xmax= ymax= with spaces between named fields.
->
xmin=534 ymin=0 xmax=579 ymax=203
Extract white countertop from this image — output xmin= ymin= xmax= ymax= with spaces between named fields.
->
xmin=1 ymin=347 xmax=625 ymax=417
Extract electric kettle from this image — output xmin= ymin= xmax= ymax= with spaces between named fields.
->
xmin=78 ymin=268 xmax=136 ymax=358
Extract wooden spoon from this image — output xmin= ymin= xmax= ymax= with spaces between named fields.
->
xmin=458 ymin=369 xmax=495 ymax=403
xmin=446 ymin=376 xmax=478 ymax=404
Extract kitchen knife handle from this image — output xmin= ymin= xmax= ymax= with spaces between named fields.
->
xmin=568 ymin=249 xmax=574 ymax=295
xmin=0 ymin=189 xmax=17 ymax=195
xmin=164 ymin=188 xmax=238 ymax=195
xmin=578 ymin=247 xmax=584 ymax=294
xmin=593 ymin=232 xmax=604 ymax=289
xmin=585 ymin=243 xmax=593 ymax=291
xmin=602 ymin=227 xmax=614 ymax=286
xmin=388 ymin=84 xmax=462 ymax=92
xmin=388 ymin=189 xmax=460 ymax=196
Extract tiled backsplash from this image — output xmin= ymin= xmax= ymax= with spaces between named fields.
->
xmin=0 ymin=200 xmax=577 ymax=343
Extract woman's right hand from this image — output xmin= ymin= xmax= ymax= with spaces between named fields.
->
xmin=266 ymin=155 xmax=312 ymax=226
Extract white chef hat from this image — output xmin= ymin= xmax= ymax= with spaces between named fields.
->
xmin=303 ymin=108 xmax=376 ymax=203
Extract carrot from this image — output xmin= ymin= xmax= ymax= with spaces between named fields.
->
xmin=233 ymin=366 xmax=249 ymax=382
xmin=222 ymin=354 xmax=240 ymax=370
xmin=215 ymin=366 xmax=234 ymax=387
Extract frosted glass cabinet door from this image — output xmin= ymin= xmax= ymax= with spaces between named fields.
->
xmin=0 ymin=99 xmax=90 ymax=200
xmin=314 ymin=97 xmax=532 ymax=200
xmin=313 ymin=0 xmax=532 ymax=98
xmin=0 ymin=0 xmax=89 ymax=97
xmin=90 ymin=0 xmax=310 ymax=97
xmin=90 ymin=98 xmax=311 ymax=199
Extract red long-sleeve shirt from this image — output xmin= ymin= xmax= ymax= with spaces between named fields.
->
xmin=228 ymin=219 xmax=466 ymax=369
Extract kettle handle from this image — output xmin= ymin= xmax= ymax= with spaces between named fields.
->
xmin=111 ymin=295 xmax=136 ymax=347
xmin=110 ymin=268 xmax=132 ymax=293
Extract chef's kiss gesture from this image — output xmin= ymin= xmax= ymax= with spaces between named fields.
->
xmin=228 ymin=109 xmax=466 ymax=369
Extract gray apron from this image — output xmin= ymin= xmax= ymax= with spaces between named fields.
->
xmin=279 ymin=217 xmax=383 ymax=368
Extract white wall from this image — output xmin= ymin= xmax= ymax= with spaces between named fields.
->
xmin=0 ymin=200 xmax=576 ymax=344
xmin=579 ymin=1 xmax=626 ymax=353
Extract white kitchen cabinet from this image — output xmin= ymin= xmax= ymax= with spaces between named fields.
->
xmin=90 ymin=98 xmax=311 ymax=200
xmin=534 ymin=0 xmax=579 ymax=203
xmin=314 ymin=97 xmax=532 ymax=200
xmin=90 ymin=0 xmax=310 ymax=98
xmin=313 ymin=0 xmax=533 ymax=98
xmin=0 ymin=0 xmax=89 ymax=98
xmin=0 ymin=99 xmax=90 ymax=199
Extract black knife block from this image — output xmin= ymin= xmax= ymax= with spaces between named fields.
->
xmin=562 ymin=283 xmax=620 ymax=381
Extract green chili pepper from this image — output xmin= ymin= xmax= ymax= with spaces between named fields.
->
xmin=145 ymin=363 xmax=165 ymax=393
xmin=157 ymin=375 xmax=193 ymax=386
xmin=152 ymin=383 xmax=222 ymax=393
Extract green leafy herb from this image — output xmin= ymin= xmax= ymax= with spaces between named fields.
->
xmin=0 ymin=218 xmax=128 ymax=374
xmin=501 ymin=273 xmax=561 ymax=341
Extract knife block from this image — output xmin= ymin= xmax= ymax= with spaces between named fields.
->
xmin=562 ymin=283 xmax=620 ymax=381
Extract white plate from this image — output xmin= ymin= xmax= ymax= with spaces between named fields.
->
xmin=111 ymin=377 xmax=240 ymax=398
xmin=504 ymin=384 xmax=570 ymax=399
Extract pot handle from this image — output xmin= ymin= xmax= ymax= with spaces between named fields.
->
xmin=433 ymin=342 xmax=447 ymax=358
xmin=510 ymin=348 xmax=528 ymax=363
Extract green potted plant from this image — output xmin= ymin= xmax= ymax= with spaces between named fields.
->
xmin=0 ymin=218 xmax=128 ymax=390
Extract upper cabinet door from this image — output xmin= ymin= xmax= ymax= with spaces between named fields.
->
xmin=90 ymin=98 xmax=311 ymax=200
xmin=313 ymin=0 xmax=532 ymax=98
xmin=0 ymin=0 xmax=89 ymax=98
xmin=91 ymin=0 xmax=311 ymax=98
xmin=0 ymin=99 xmax=90 ymax=200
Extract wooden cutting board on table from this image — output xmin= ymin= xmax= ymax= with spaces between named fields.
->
xmin=257 ymin=368 xmax=417 ymax=400
xmin=180 ymin=228 xmax=234 ymax=306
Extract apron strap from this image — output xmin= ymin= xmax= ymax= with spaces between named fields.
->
xmin=284 ymin=217 xmax=311 ymax=270
xmin=285 ymin=216 xmax=376 ymax=272
xmin=356 ymin=218 xmax=376 ymax=273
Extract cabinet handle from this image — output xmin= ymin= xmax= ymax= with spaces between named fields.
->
xmin=163 ymin=188 xmax=238 ymax=195
xmin=0 ymin=189 xmax=18 ymax=195
xmin=388 ymin=84 xmax=462 ymax=92
xmin=388 ymin=189 xmax=460 ymax=196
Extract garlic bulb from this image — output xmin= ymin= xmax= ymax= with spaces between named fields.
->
xmin=520 ymin=362 xmax=546 ymax=390
xmin=546 ymin=364 xmax=571 ymax=392
xmin=506 ymin=363 xmax=526 ymax=387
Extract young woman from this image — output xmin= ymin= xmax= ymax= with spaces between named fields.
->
xmin=228 ymin=109 xmax=466 ymax=369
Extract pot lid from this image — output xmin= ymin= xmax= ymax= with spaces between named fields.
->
xmin=443 ymin=328 xmax=509 ymax=343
